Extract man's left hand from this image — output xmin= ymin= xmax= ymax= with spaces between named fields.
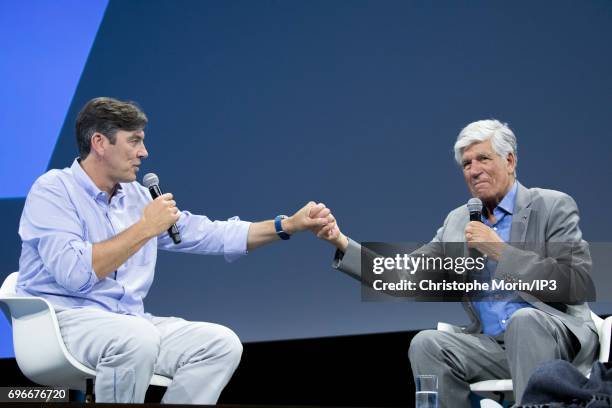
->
xmin=464 ymin=221 xmax=506 ymax=261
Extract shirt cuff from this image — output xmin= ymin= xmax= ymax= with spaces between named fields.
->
xmin=223 ymin=217 xmax=251 ymax=262
xmin=331 ymin=237 xmax=363 ymax=280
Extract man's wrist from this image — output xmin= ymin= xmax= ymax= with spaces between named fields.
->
xmin=281 ymin=216 xmax=296 ymax=235
xmin=334 ymin=234 xmax=349 ymax=252
xmin=137 ymin=218 xmax=157 ymax=240
xmin=488 ymin=242 xmax=507 ymax=262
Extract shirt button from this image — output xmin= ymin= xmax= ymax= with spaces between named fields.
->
xmin=501 ymin=319 xmax=506 ymax=324
xmin=493 ymin=227 xmax=498 ymax=231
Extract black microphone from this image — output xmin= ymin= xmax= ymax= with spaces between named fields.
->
xmin=142 ymin=173 xmax=182 ymax=244
xmin=466 ymin=197 xmax=483 ymax=262
xmin=467 ymin=197 xmax=483 ymax=222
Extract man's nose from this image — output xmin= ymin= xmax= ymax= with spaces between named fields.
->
xmin=468 ymin=161 xmax=483 ymax=178
xmin=138 ymin=145 xmax=149 ymax=159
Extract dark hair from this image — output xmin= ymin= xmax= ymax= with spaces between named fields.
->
xmin=75 ymin=97 xmax=148 ymax=159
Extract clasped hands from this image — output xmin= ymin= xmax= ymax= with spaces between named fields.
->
xmin=283 ymin=202 xmax=348 ymax=251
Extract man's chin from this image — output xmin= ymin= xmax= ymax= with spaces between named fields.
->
xmin=119 ymin=173 xmax=138 ymax=183
xmin=472 ymin=190 xmax=493 ymax=202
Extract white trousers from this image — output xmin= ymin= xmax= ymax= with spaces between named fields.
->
xmin=56 ymin=307 xmax=243 ymax=404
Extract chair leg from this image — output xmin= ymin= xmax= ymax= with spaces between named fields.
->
xmin=85 ymin=378 xmax=94 ymax=403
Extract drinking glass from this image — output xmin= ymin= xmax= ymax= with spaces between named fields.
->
xmin=415 ymin=374 xmax=438 ymax=408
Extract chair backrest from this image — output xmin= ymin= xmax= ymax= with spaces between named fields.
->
xmin=0 ymin=272 xmax=18 ymax=296
xmin=591 ymin=311 xmax=604 ymax=334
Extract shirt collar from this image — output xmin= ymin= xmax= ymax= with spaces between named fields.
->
xmin=496 ymin=180 xmax=518 ymax=215
xmin=70 ymin=158 xmax=124 ymax=201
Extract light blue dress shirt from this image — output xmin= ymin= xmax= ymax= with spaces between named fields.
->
xmin=16 ymin=159 xmax=251 ymax=316
xmin=471 ymin=181 xmax=531 ymax=336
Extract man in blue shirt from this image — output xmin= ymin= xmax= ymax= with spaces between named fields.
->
xmin=311 ymin=120 xmax=597 ymax=406
xmin=17 ymin=97 xmax=334 ymax=404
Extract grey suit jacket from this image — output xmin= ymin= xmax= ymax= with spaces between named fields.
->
xmin=333 ymin=181 xmax=597 ymax=371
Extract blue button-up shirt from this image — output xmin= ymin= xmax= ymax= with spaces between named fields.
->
xmin=16 ymin=159 xmax=251 ymax=316
xmin=471 ymin=181 xmax=531 ymax=336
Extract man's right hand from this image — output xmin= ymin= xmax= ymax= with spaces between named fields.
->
xmin=309 ymin=204 xmax=349 ymax=252
xmin=141 ymin=193 xmax=180 ymax=238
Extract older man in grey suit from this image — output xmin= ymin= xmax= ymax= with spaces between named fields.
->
xmin=311 ymin=119 xmax=597 ymax=407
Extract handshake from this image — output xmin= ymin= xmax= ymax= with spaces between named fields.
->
xmin=284 ymin=202 xmax=349 ymax=252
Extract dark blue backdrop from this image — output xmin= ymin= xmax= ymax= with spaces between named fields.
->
xmin=2 ymin=0 xmax=611 ymax=358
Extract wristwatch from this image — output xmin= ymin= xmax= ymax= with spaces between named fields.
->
xmin=274 ymin=215 xmax=291 ymax=240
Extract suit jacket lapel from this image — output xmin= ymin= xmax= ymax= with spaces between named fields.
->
xmin=510 ymin=181 xmax=532 ymax=243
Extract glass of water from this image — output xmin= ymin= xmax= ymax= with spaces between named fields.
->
xmin=415 ymin=374 xmax=438 ymax=408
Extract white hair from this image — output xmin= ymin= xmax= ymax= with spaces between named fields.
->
xmin=454 ymin=119 xmax=517 ymax=173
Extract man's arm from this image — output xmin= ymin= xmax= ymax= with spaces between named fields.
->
xmin=310 ymin=207 xmax=446 ymax=288
xmin=156 ymin=200 xmax=334 ymax=261
xmin=92 ymin=193 xmax=180 ymax=279
xmin=246 ymin=202 xmax=331 ymax=251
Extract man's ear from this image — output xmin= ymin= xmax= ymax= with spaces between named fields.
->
xmin=90 ymin=132 xmax=107 ymax=157
xmin=506 ymin=152 xmax=516 ymax=174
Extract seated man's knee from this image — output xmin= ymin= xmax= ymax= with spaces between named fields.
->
xmin=504 ymin=308 xmax=553 ymax=349
xmin=194 ymin=324 xmax=243 ymax=365
xmin=506 ymin=308 xmax=543 ymax=333
xmin=409 ymin=329 xmax=445 ymax=361
xmin=107 ymin=319 xmax=161 ymax=363
xmin=215 ymin=326 xmax=243 ymax=363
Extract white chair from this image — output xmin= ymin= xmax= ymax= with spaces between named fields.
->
xmin=0 ymin=272 xmax=172 ymax=401
xmin=438 ymin=311 xmax=612 ymax=404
